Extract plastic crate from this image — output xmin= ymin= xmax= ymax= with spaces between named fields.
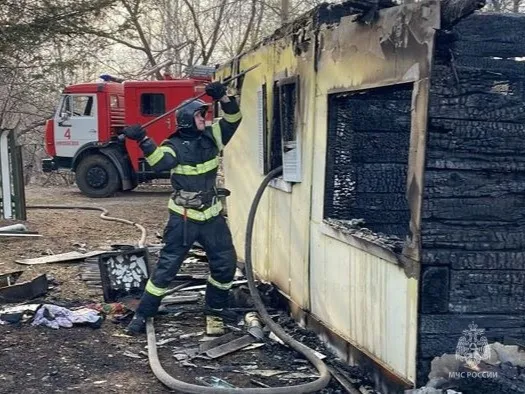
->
xmin=98 ymin=247 xmax=151 ymax=302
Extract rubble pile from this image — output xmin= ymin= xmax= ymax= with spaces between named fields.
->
xmin=408 ymin=343 xmax=525 ymax=394
xmin=324 ymin=218 xmax=404 ymax=253
xmin=0 ymin=241 xmax=381 ymax=392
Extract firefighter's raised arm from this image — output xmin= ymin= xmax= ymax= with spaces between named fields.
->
xmin=205 ymin=82 xmax=242 ymax=150
xmin=123 ymin=125 xmax=178 ymax=172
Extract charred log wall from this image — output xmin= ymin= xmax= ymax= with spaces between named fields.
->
xmin=418 ymin=12 xmax=525 ymax=385
xmin=324 ymin=84 xmax=412 ymax=239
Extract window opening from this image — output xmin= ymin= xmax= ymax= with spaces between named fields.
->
xmin=141 ymin=93 xmax=166 ymax=116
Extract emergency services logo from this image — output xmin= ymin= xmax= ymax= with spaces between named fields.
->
xmin=455 ymin=323 xmax=491 ymax=368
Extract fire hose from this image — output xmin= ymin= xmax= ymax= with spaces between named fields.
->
xmin=27 ymin=166 xmax=332 ymax=393
xmin=145 ymin=166 xmax=332 ymax=393
xmin=26 ymin=205 xmax=147 ymax=248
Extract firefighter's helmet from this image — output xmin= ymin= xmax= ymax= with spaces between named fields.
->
xmin=176 ymin=99 xmax=209 ymax=129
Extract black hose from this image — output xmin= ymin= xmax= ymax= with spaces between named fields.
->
xmin=243 ymin=166 xmax=333 ymax=391
xmin=145 ymin=166 xmax=331 ymax=393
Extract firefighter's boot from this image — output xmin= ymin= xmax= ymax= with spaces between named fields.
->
xmin=204 ymin=306 xmax=239 ymax=323
xmin=125 ymin=289 xmax=163 ymax=335
xmin=204 ymin=306 xmax=240 ymax=335
xmin=205 ymin=314 xmax=225 ymax=335
xmin=126 ymin=313 xmax=147 ymax=336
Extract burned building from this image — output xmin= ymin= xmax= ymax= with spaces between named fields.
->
xmin=419 ymin=10 xmax=525 ymax=385
xmin=215 ymin=0 xmax=525 ymax=391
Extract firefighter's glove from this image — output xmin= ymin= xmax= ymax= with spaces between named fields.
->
xmin=123 ymin=124 xmax=147 ymax=141
xmin=205 ymin=82 xmax=226 ymax=100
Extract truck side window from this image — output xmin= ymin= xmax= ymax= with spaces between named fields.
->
xmin=141 ymin=93 xmax=165 ymax=116
xmin=110 ymin=95 xmax=119 ymax=108
xmin=70 ymin=95 xmax=94 ymax=117
xmin=61 ymin=96 xmax=72 ymax=115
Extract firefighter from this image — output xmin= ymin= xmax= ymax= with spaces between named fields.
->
xmin=122 ymin=82 xmax=242 ymax=335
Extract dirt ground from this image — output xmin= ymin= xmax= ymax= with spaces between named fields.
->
xmin=0 ymin=184 xmax=379 ymax=393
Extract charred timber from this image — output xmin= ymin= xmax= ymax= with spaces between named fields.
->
xmin=417 ymin=11 xmax=525 ymax=387
xmin=440 ymin=0 xmax=486 ymax=30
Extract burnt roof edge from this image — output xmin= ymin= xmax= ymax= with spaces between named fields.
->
xmin=215 ymin=0 xmax=398 ymax=72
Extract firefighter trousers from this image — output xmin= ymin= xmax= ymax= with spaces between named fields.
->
xmin=136 ymin=212 xmax=237 ymax=317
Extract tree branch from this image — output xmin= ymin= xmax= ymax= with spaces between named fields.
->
xmin=236 ymin=0 xmax=258 ymax=55
xmin=120 ymin=0 xmax=160 ymax=78
xmin=182 ymin=0 xmax=207 ymax=61
xmin=203 ymin=0 xmax=228 ymax=64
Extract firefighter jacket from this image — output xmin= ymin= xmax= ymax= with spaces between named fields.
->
xmin=138 ymin=97 xmax=242 ymax=222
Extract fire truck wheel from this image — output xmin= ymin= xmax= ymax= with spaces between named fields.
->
xmin=75 ymin=154 xmax=120 ymax=198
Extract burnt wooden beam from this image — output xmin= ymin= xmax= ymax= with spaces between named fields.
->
xmin=423 ymin=250 xmax=525 ymax=270
xmin=440 ymin=0 xmax=486 ymax=30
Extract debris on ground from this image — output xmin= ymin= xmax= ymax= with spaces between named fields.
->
xmin=98 ymin=248 xmax=150 ymax=302
xmin=15 ymin=251 xmax=107 ymax=266
xmin=408 ymin=342 xmax=525 ymax=394
xmin=0 ymin=186 xmax=380 ymax=393
xmin=245 ymin=311 xmax=264 ymax=340
xmin=85 ymin=302 xmax=130 ymax=317
xmin=32 ymin=304 xmax=102 ymax=329
xmin=161 ymin=293 xmax=201 ymax=305
xmin=122 ymin=350 xmax=143 ymax=359
xmin=0 ymin=304 xmax=40 ymax=325
xmin=205 ymin=334 xmax=257 ymax=359
xmin=79 ymin=245 xmax=213 ymax=294
xmin=0 ymin=271 xmax=48 ymax=302
xmin=196 ymin=376 xmax=236 ymax=388
xmin=0 ymin=223 xmax=41 ymax=238
xmin=0 ymin=270 xmax=23 ymax=287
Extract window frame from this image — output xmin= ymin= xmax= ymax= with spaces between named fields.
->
xmin=322 ymin=82 xmax=414 ymax=243
xmin=256 ymin=75 xmax=302 ymax=192
xmin=277 ymin=75 xmax=301 ymax=183
xmin=61 ymin=94 xmax=95 ymax=117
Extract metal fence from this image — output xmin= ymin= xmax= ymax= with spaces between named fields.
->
xmin=0 ymin=129 xmax=26 ymax=220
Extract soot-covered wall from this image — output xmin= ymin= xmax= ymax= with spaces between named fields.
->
xmin=324 ymin=84 xmax=413 ymax=239
xmin=418 ymin=13 xmax=525 ymax=385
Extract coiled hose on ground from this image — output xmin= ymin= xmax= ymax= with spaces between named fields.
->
xmin=26 ymin=205 xmax=147 ymax=248
xmin=27 ymin=167 xmax=332 ymax=393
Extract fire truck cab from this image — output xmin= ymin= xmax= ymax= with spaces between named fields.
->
xmin=43 ymin=72 xmax=213 ymax=197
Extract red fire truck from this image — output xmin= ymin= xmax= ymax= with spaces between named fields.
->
xmin=42 ymin=70 xmax=214 ymax=197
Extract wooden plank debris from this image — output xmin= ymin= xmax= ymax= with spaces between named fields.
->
xmin=327 ymin=366 xmax=361 ymax=394
xmin=198 ymin=332 xmax=237 ymax=353
xmin=15 ymin=251 xmax=107 ymax=265
xmin=180 ymin=280 xmax=248 ymax=292
xmin=160 ymin=293 xmax=200 ymax=305
xmin=205 ymin=334 xmax=256 ymax=359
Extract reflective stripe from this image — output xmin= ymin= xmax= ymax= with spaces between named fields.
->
xmin=145 ymin=147 xmax=164 ymax=166
xmin=223 ymin=111 xmax=242 ymax=123
xmin=145 ymin=280 xmax=167 ymax=297
xmin=207 ymin=276 xmax=233 ymax=290
xmin=171 ymin=156 xmax=219 ymax=175
xmin=168 ymin=199 xmax=222 ymax=221
xmin=160 ymin=145 xmax=176 ymax=157
xmin=211 ymin=123 xmax=224 ymax=151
